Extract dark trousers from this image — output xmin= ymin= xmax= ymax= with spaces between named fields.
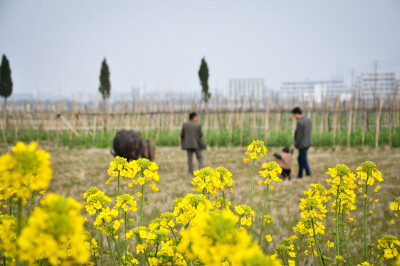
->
xmin=297 ymin=147 xmax=311 ymax=178
xmin=187 ymin=149 xmax=204 ymax=174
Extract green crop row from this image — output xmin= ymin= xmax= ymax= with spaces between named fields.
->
xmin=0 ymin=127 xmax=399 ymax=148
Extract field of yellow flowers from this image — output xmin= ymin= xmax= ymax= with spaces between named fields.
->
xmin=0 ymin=141 xmax=399 ymax=265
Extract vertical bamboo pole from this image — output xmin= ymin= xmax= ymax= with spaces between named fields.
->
xmin=361 ymin=97 xmax=366 ymax=147
xmin=375 ymin=93 xmax=384 ymax=149
xmin=239 ymin=99 xmax=247 ymax=146
xmin=332 ymin=97 xmax=339 ymax=148
xmin=264 ymin=99 xmax=270 ymax=145
xmin=347 ymin=95 xmax=353 ymax=147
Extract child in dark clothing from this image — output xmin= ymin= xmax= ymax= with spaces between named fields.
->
xmin=273 ymin=146 xmax=293 ymax=181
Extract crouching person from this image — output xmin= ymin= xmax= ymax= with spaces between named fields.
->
xmin=273 ymin=146 xmax=293 ymax=181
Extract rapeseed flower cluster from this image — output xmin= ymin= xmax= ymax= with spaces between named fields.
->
xmin=390 ymin=196 xmax=400 ymax=225
xmin=356 ymin=161 xmax=383 ymax=262
xmin=83 ymin=232 xmax=100 ymax=261
xmin=357 ymin=161 xmax=383 ymax=187
xmin=327 ymin=164 xmax=357 ymax=212
xmin=94 ymin=207 xmax=123 ymax=236
xmin=377 ymin=235 xmax=400 ymax=261
xmin=259 ymin=161 xmax=282 ymax=185
xmin=243 ymin=140 xmax=267 ymax=162
xmin=326 ymin=164 xmax=358 ymax=263
xmin=191 ymin=166 xmax=234 ymax=197
xmin=0 ymin=141 xmax=52 ymax=200
xmin=273 ymin=237 xmax=296 ymax=266
xmin=0 ymin=215 xmax=17 ymax=259
xmin=235 ymin=204 xmax=255 ymax=227
xmin=83 ymin=187 xmax=112 ymax=216
xmin=133 ymin=213 xmax=186 ymax=265
xmin=293 ymin=184 xmax=327 ymax=264
xmin=177 ymin=211 xmax=281 ymax=266
xmin=18 ymin=193 xmax=90 ymax=265
xmin=173 ymin=193 xmax=213 ymax=226
xmin=115 ymin=194 xmax=138 ymax=213
xmin=243 ymin=140 xmax=268 ymax=239
xmin=257 ymin=161 xmax=282 ymax=246
xmin=212 ymin=196 xmax=232 ymax=212
xmin=106 ymin=157 xmax=160 ymax=188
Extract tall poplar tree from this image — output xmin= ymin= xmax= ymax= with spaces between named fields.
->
xmin=198 ymin=57 xmax=210 ymax=103
xmin=99 ymin=58 xmax=111 ymax=129
xmin=0 ymin=54 xmax=13 ymax=127
xmin=99 ymin=58 xmax=111 ymax=102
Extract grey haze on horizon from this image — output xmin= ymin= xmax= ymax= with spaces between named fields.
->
xmin=0 ymin=0 xmax=400 ymax=99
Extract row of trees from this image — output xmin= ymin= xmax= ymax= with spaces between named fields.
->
xmin=0 ymin=54 xmax=210 ymax=127
xmin=98 ymin=57 xmax=209 ymax=128
xmin=99 ymin=57 xmax=210 ymax=109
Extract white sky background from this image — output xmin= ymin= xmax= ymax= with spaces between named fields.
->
xmin=0 ymin=0 xmax=400 ymax=98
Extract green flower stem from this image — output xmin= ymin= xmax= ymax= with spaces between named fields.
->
xmin=117 ymin=170 xmax=121 ymax=198
xmin=182 ymin=254 xmax=190 ymax=265
xmin=124 ymin=212 xmax=128 ymax=262
xmin=334 ymin=180 xmax=341 ymax=260
xmin=236 ymin=214 xmax=244 ymax=227
xmin=106 ymin=236 xmax=117 ymax=266
xmin=311 ymin=214 xmax=324 ymax=266
xmin=140 ymin=184 xmax=145 ymax=226
xmin=220 ymin=175 xmax=226 ymax=210
xmin=295 ymin=234 xmax=305 ymax=265
xmin=8 ymin=198 xmax=12 ymax=216
xmin=16 ymin=198 xmax=23 ymax=266
xmin=258 ymin=183 xmax=270 ymax=246
xmin=169 ymin=225 xmax=178 ymax=245
xmin=111 ymin=234 xmax=124 ymax=265
xmin=154 ymin=240 xmax=160 ymax=256
xmin=277 ymin=252 xmax=287 ymax=266
xmin=363 ymin=178 xmax=370 ymax=262
xmin=340 ymin=209 xmax=351 ymax=265
xmin=250 ymin=159 xmax=255 ymax=238
xmin=96 ymin=230 xmax=104 ymax=265
xmin=221 ymin=190 xmax=226 ymax=210
xmin=29 ymin=191 xmax=35 ymax=215
xmin=136 ymin=235 xmax=143 ymax=265
xmin=117 ymin=170 xmax=121 ymax=237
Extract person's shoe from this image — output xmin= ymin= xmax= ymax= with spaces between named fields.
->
xmin=306 ymin=175 xmax=312 ymax=178
xmin=296 ymin=176 xmax=303 ymax=179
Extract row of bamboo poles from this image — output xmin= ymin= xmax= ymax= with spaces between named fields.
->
xmin=0 ymin=92 xmax=399 ymax=148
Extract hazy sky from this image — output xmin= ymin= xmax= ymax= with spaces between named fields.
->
xmin=1 ymin=0 xmax=400 ymax=98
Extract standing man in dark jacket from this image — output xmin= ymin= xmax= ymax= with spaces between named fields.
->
xmin=181 ymin=112 xmax=206 ymax=174
xmin=291 ymin=107 xmax=312 ymax=179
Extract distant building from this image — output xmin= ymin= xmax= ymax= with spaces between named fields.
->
xmin=354 ymin=72 xmax=397 ymax=99
xmin=228 ymin=78 xmax=266 ymax=99
xmin=131 ymin=86 xmax=143 ymax=99
xmin=280 ymin=79 xmax=348 ymax=103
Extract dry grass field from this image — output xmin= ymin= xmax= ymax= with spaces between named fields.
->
xmin=1 ymin=143 xmax=399 ymax=259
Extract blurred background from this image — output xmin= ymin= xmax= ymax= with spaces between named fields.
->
xmin=0 ymin=0 xmax=399 ymax=148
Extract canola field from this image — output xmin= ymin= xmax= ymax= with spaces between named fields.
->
xmin=0 ymin=142 xmax=399 ymax=265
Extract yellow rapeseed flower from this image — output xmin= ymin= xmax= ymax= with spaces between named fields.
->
xmin=0 ymin=142 xmax=52 ymax=200
xmin=18 ymin=193 xmax=89 ymax=265
xmin=259 ymin=161 xmax=282 ymax=185
xmin=377 ymin=235 xmax=400 ymax=261
xmin=177 ymin=211 xmax=280 ymax=265
xmin=244 ymin=140 xmax=267 ymax=162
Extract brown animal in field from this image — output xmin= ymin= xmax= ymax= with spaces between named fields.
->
xmin=111 ymin=129 xmax=156 ymax=161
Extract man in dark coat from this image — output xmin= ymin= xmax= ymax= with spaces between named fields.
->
xmin=180 ymin=112 xmax=206 ymax=174
xmin=291 ymin=107 xmax=312 ymax=179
